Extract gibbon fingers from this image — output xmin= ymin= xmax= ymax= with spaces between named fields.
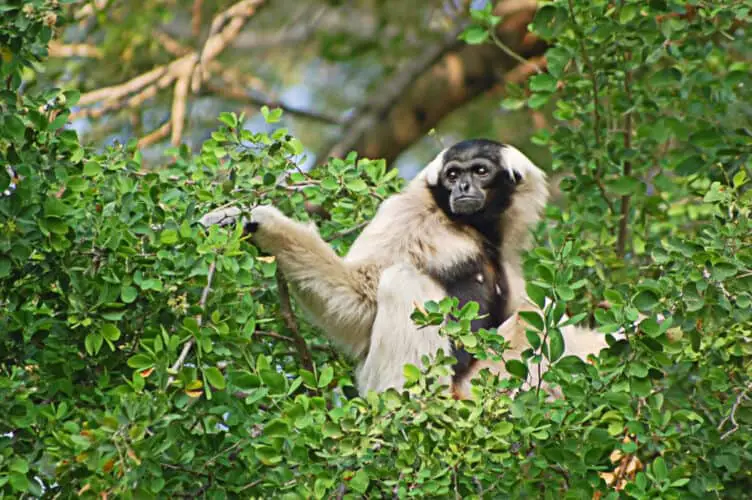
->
xmin=247 ymin=139 xmax=611 ymax=400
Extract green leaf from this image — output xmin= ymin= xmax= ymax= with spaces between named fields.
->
xmin=318 ymin=365 xmax=334 ymax=388
xmin=83 ymin=160 xmax=103 ymax=176
xmin=633 ymin=290 xmax=659 ymax=312
xmin=349 ymin=469 xmax=370 ymax=494
xmin=4 ymin=115 xmax=26 ymax=141
xmin=345 ymin=178 xmax=368 ymax=193
xmin=519 ymin=311 xmax=544 ymax=331
xmin=403 ymin=363 xmax=421 ymax=383
xmin=460 ymin=26 xmax=489 ymax=45
xmin=494 ymin=421 xmax=514 ymax=436
xmin=160 ymin=229 xmax=179 ymax=245
xmin=652 ymin=456 xmax=668 ymax=481
xmin=606 ymin=176 xmax=644 ymax=196
xmin=205 ymin=367 xmax=226 ymax=390
xmin=460 ymin=334 xmax=478 ymax=349
xmin=0 ymin=257 xmax=11 ymax=278
xmin=10 ymin=458 xmax=29 ymax=474
xmin=529 ymin=73 xmax=558 ymax=93
xmin=85 ymin=333 xmax=103 ymax=355
xmin=505 ymin=359 xmax=528 ymax=379
xmin=121 ymin=285 xmax=138 ymax=304
xmin=218 ymin=112 xmax=238 ymax=128
xmin=101 ymin=323 xmax=121 ymax=342
xmin=526 ymin=283 xmax=548 ymax=309
xmin=127 ymin=354 xmax=153 ymax=369
xmin=548 ymin=328 xmax=565 ymax=362
xmin=9 ymin=472 xmax=29 ymax=493
xmin=619 ymin=4 xmax=638 ymax=24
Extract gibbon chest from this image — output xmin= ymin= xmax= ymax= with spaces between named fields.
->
xmin=430 ymin=254 xmax=509 ymax=331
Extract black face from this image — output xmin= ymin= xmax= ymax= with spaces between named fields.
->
xmin=430 ymin=139 xmax=521 ymax=229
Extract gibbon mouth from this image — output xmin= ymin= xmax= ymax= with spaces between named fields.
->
xmin=450 ymin=196 xmax=484 ymax=214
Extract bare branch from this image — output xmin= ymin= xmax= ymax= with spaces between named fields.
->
xmin=318 ymin=25 xmax=465 ymax=161
xmin=617 ymin=53 xmax=633 ymax=258
xmin=168 ymin=261 xmax=217 ymax=385
xmin=204 ymin=82 xmax=343 ymax=125
xmin=48 ymin=42 xmax=102 ymax=59
xmin=192 ymin=0 xmax=205 ymax=37
xmin=315 ymin=1 xmax=547 ymax=165
xmin=275 ymin=270 xmax=314 ymax=372
xmin=72 ymin=0 xmax=266 ymax=148
xmin=137 ymin=121 xmax=171 ymax=149
xmin=718 ymin=382 xmax=752 ymax=440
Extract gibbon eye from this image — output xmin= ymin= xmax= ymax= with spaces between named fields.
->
xmin=445 ymin=169 xmax=459 ymax=182
xmin=473 ymin=165 xmax=489 ymax=176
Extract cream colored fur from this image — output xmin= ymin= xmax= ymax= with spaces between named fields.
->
xmin=452 ymin=300 xmax=611 ymax=400
xmin=250 ymin=144 xmax=610 ymax=399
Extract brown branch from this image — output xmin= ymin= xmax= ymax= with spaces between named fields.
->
xmin=204 ymin=82 xmax=343 ymax=125
xmin=566 ymin=0 xmax=615 ymax=216
xmin=168 ymin=261 xmax=217 ymax=385
xmin=137 ymin=121 xmax=171 ymax=149
xmin=718 ymin=382 xmax=752 ymax=440
xmin=48 ymin=42 xmax=102 ymax=59
xmin=617 ymin=53 xmax=633 ymax=258
xmin=318 ymin=25 xmax=465 ymax=161
xmin=192 ymin=0 xmax=205 ymax=37
xmin=275 ymin=269 xmax=314 ymax=372
xmin=72 ymin=0 xmax=265 ymax=148
xmin=314 ymin=1 xmax=547 ymax=165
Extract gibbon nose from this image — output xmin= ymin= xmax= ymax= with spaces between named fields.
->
xmin=459 ymin=180 xmax=471 ymax=193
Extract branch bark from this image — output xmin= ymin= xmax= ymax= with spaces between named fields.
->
xmin=275 ymin=270 xmax=314 ymax=372
xmin=316 ymin=1 xmax=546 ymax=165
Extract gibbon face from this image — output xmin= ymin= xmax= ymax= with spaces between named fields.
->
xmin=429 ymin=139 xmax=522 ymax=224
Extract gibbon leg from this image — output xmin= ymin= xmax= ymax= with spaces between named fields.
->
xmin=249 ymin=206 xmax=377 ymax=359
xmin=356 ymin=263 xmax=452 ymax=395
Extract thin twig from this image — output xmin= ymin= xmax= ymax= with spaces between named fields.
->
xmin=275 ymin=269 xmax=314 ymax=372
xmin=617 ymin=53 xmax=633 ymax=258
xmin=325 ymin=221 xmax=368 ymax=242
xmin=168 ymin=261 xmax=217 ymax=385
xmin=488 ymin=29 xmax=542 ymax=74
xmin=718 ymin=382 xmax=751 ymax=440
xmin=203 ymin=82 xmax=342 ymax=125
xmin=566 ymin=0 xmax=614 ymax=215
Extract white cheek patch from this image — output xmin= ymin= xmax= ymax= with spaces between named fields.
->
xmin=499 ymin=145 xmax=539 ymax=184
xmin=423 ymin=148 xmax=448 ymax=186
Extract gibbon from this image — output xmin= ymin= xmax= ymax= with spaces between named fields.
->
xmin=246 ymin=139 xmax=610 ymax=400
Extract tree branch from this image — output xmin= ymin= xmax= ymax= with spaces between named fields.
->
xmin=617 ymin=53 xmax=633 ymax=258
xmin=275 ymin=270 xmax=314 ymax=372
xmin=203 ymin=82 xmax=343 ymax=125
xmin=566 ymin=0 xmax=615 ymax=215
xmin=71 ymin=0 xmax=266 ymax=147
xmin=718 ymin=381 xmax=752 ymax=440
xmin=315 ymin=1 xmax=547 ymax=165
xmin=168 ymin=260 xmax=217 ymax=385
xmin=317 ymin=25 xmax=465 ymax=161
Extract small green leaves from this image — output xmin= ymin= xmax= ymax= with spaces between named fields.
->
xmin=459 ymin=26 xmax=489 ymax=45
xmin=261 ymin=106 xmax=283 ymax=123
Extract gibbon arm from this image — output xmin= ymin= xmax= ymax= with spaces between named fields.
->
xmin=248 ymin=205 xmax=377 ymax=359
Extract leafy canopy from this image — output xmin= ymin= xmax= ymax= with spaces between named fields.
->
xmin=1 ymin=0 xmax=751 ymax=498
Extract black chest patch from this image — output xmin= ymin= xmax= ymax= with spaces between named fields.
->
xmin=428 ymin=252 xmax=510 ymax=383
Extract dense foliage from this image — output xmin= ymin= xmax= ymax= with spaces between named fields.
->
xmin=1 ymin=0 xmax=750 ymax=498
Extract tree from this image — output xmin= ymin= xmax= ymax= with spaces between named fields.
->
xmin=1 ymin=0 xmax=751 ymax=498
